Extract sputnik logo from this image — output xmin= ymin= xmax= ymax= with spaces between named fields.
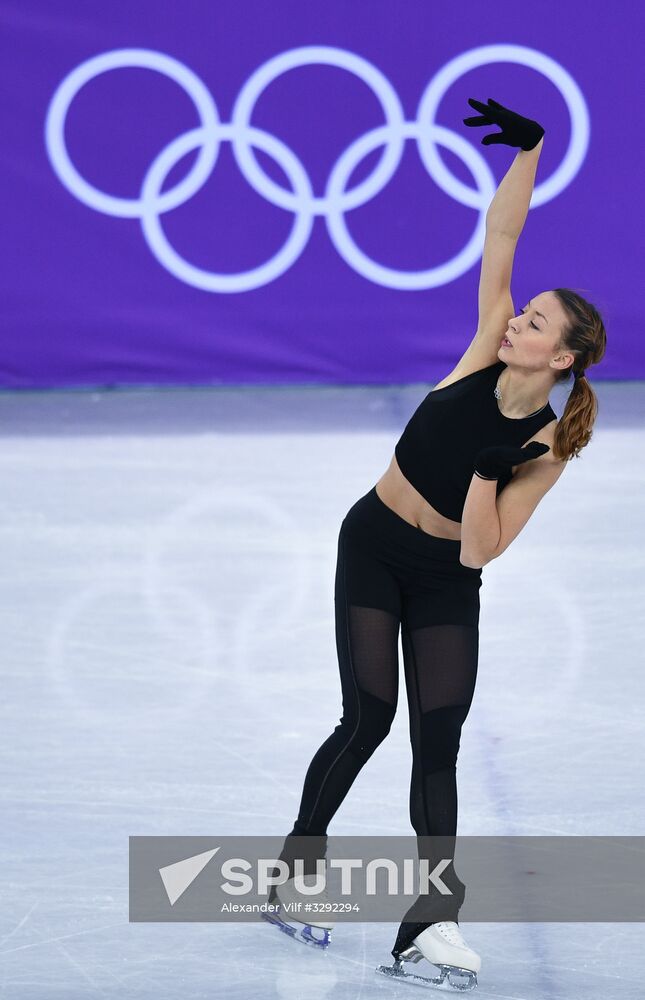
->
xmin=159 ymin=847 xmax=221 ymax=905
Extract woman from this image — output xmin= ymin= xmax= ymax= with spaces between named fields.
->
xmin=264 ymin=97 xmax=607 ymax=991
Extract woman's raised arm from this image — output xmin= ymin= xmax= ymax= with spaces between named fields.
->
xmin=475 ymin=141 xmax=544 ymax=338
xmin=463 ymin=98 xmax=545 ymax=340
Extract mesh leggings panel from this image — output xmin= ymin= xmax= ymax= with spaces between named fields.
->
xmin=403 ymin=622 xmax=479 ymax=838
xmin=394 ymin=621 xmax=479 ymax=945
xmin=290 ymin=602 xmax=400 ymax=840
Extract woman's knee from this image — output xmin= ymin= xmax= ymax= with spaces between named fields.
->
xmin=339 ymin=692 xmax=396 ymax=763
xmin=419 ymin=703 xmax=471 ymax=769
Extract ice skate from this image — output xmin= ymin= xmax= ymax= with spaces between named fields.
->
xmin=376 ymin=921 xmax=480 ymax=991
xmin=261 ymin=876 xmax=335 ymax=950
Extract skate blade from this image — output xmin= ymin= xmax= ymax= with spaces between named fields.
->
xmin=260 ymin=909 xmax=331 ymax=950
xmin=376 ymin=958 xmax=477 ymax=992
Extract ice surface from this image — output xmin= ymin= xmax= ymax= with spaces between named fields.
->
xmin=0 ymin=379 xmax=643 ymax=999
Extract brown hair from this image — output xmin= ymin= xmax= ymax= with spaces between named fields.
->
xmin=551 ymin=288 xmax=607 ymax=462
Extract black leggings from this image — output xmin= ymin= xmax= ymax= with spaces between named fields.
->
xmin=280 ymin=486 xmax=482 ymax=953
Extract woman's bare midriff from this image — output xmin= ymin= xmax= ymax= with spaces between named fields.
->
xmin=375 ymin=453 xmax=462 ymax=540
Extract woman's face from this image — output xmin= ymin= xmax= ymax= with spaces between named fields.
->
xmin=501 ymin=291 xmax=571 ymax=375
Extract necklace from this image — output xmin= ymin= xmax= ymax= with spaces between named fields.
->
xmin=494 ymin=374 xmax=549 ymax=418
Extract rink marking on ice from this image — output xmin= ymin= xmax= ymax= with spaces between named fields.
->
xmin=55 ymin=940 xmax=112 ymax=996
xmin=0 ymin=903 xmax=39 ymax=950
xmin=0 ymin=922 xmax=126 ymax=956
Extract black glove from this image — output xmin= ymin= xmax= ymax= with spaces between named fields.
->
xmin=463 ymin=97 xmax=545 ymax=151
xmin=474 ymin=441 xmax=550 ymax=480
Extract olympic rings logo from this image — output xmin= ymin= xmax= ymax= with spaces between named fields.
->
xmin=45 ymin=44 xmax=590 ymax=293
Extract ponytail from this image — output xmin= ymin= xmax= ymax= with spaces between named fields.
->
xmin=551 ymin=289 xmax=607 ymax=463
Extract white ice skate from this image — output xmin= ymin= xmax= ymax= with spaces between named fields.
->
xmin=261 ymin=877 xmax=335 ymax=950
xmin=376 ymin=921 xmax=480 ymax=991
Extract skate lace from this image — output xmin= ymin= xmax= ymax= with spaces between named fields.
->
xmin=434 ymin=921 xmax=467 ymax=947
xmin=288 ymin=877 xmax=331 ymax=904
xmin=311 ymin=886 xmax=330 ymax=903
xmin=311 ymin=882 xmax=331 ymax=905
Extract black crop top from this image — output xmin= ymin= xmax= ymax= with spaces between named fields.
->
xmin=394 ymin=360 xmax=557 ymax=523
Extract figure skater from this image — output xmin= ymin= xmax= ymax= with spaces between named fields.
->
xmin=263 ymin=96 xmax=607 ymax=991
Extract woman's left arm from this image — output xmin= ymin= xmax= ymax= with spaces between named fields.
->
xmin=460 ymin=454 xmax=566 ymax=568
xmin=462 ymin=98 xmax=546 ymax=353
xmin=484 ymin=138 xmax=544 ymax=239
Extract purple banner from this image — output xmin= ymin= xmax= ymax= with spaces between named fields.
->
xmin=1 ymin=1 xmax=641 ymax=387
